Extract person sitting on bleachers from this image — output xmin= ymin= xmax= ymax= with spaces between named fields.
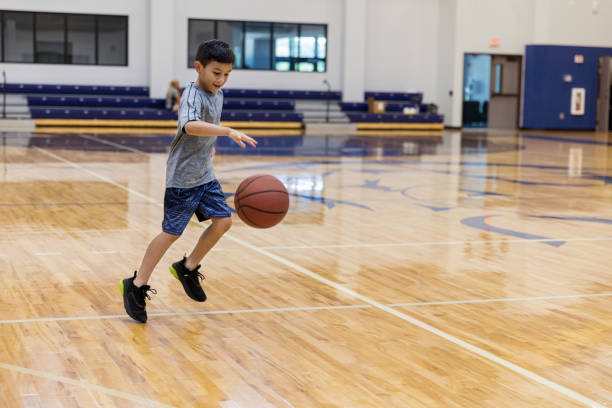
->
xmin=165 ymin=80 xmax=182 ymax=112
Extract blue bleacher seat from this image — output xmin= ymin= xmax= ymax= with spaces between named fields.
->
xmin=364 ymin=91 xmax=423 ymax=103
xmin=30 ymin=107 xmax=303 ymax=122
xmin=340 ymin=102 xmax=428 ymax=113
xmin=223 ymin=99 xmax=295 ymax=110
xmin=4 ymin=83 xmax=149 ymax=96
xmin=27 ymin=95 xmax=165 ymax=108
xmin=30 ymin=107 xmax=175 ymax=120
xmin=223 ymin=88 xmax=341 ymax=100
xmin=221 ymin=111 xmax=302 ymax=122
xmin=346 ymin=112 xmax=443 ymax=123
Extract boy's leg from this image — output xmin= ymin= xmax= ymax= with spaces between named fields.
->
xmin=134 ymin=231 xmax=180 ymax=287
xmin=170 ymin=217 xmax=231 ymax=302
xmin=185 ymin=217 xmax=232 ymax=270
xmin=170 ymin=180 xmax=232 ymax=302
xmin=122 ymin=185 xmax=200 ymax=322
xmin=120 ymin=231 xmax=179 ymax=323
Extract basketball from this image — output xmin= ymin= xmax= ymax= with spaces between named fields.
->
xmin=234 ymin=174 xmax=289 ymax=228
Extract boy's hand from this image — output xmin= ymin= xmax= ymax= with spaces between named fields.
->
xmin=228 ymin=129 xmax=257 ymax=148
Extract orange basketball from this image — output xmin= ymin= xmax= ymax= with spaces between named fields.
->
xmin=234 ymin=174 xmax=289 ymax=228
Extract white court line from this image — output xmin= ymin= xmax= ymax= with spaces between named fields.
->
xmin=2 ymin=293 xmax=612 ymax=325
xmin=0 ymin=305 xmax=371 ymax=324
xmin=390 ymin=292 xmax=612 ymax=307
xmin=260 ymin=237 xmax=612 ymax=250
xmin=35 ymin=252 xmax=62 ymax=256
xmin=78 ymin=133 xmax=148 ymax=154
xmin=0 ymin=228 xmax=129 ymax=236
xmin=0 ymin=362 xmax=176 ymax=408
xmin=32 ymin=145 xmax=606 ymax=407
xmin=226 ymin=235 xmax=607 ymax=408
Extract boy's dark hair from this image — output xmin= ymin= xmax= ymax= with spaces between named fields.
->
xmin=195 ymin=39 xmax=235 ymax=67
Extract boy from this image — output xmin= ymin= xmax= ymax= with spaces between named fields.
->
xmin=120 ymin=39 xmax=257 ymax=323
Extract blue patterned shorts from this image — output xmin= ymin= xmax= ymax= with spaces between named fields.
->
xmin=162 ymin=179 xmax=231 ymax=236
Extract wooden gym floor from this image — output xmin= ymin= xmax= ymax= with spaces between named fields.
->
xmin=0 ymin=128 xmax=610 ymax=407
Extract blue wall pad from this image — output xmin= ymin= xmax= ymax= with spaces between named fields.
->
xmin=522 ymin=44 xmax=612 ymax=129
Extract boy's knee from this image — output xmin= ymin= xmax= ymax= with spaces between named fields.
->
xmin=162 ymin=231 xmax=181 ymax=241
xmin=213 ymin=217 xmax=232 ymax=233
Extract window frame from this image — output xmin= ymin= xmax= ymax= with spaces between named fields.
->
xmin=0 ymin=9 xmax=128 ymax=66
xmin=187 ymin=18 xmax=328 ymax=73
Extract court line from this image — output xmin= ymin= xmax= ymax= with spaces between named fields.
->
xmin=259 ymin=237 xmax=612 ymax=250
xmin=0 ymin=228 xmax=129 ymax=236
xmin=12 ymin=237 xmax=612 ymax=259
xmin=0 ymin=305 xmax=371 ymax=324
xmin=390 ymin=292 xmax=612 ymax=307
xmin=0 ymin=201 xmax=146 ymax=207
xmin=0 ymin=362 xmax=176 ymax=408
xmin=33 ymin=146 xmax=606 ymax=407
xmin=32 ymin=147 xmax=161 ymax=206
xmin=2 ymin=293 xmax=612 ymax=325
xmin=78 ymin=133 xmax=150 ymax=154
xmin=226 ymin=235 xmax=606 ymax=408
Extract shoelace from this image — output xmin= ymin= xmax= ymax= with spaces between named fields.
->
xmin=138 ymin=285 xmax=157 ymax=301
xmin=186 ymin=266 xmax=205 ymax=283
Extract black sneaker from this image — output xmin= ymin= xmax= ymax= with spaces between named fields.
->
xmin=170 ymin=257 xmax=206 ymax=302
xmin=120 ymin=271 xmax=156 ymax=323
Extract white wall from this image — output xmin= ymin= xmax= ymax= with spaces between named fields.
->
xmin=173 ymin=0 xmax=344 ymax=93
xmin=342 ymin=0 xmax=366 ymax=102
xmin=442 ymin=0 xmax=612 ymax=127
xmin=0 ymin=0 xmax=149 ymax=86
xmin=149 ymin=0 xmax=174 ymax=98
xmin=365 ymin=0 xmax=439 ymax=103
xmin=436 ymin=0 xmax=457 ymax=124
xmin=3 ymin=0 xmax=612 ymax=122
xmin=445 ymin=0 xmax=535 ymax=126
xmin=534 ymin=0 xmax=612 ymax=46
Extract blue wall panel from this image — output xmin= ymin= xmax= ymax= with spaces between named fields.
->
xmin=522 ymin=45 xmax=612 ymax=129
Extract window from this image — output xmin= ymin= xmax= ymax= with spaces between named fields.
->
xmin=298 ymin=24 xmax=326 ymax=72
xmin=494 ymin=64 xmax=502 ymax=94
xmin=188 ymin=19 xmax=214 ymax=66
xmin=217 ymin=21 xmax=243 ymax=68
xmin=3 ymin=11 xmax=34 ymax=62
xmin=187 ymin=19 xmax=327 ymax=72
xmin=273 ymin=23 xmax=297 ymax=71
xmin=97 ymin=15 xmax=127 ymax=66
xmin=244 ymin=22 xmax=271 ymax=70
xmin=35 ymin=13 xmax=65 ymax=63
xmin=0 ymin=10 xmax=127 ymax=65
xmin=67 ymin=15 xmax=95 ymax=64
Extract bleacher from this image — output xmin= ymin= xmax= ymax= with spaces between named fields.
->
xmin=12 ymin=83 xmax=305 ymax=128
xmin=7 ymin=83 xmax=443 ymax=130
xmin=223 ymin=89 xmax=342 ymax=100
xmin=5 ymin=83 xmax=149 ymax=96
xmin=338 ymin=91 xmax=443 ymax=129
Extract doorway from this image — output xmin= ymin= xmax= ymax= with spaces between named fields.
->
xmin=462 ymin=53 xmax=522 ymax=129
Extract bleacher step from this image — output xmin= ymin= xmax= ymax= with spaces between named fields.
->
xmin=0 ymin=118 xmax=36 ymax=129
xmin=305 ymin=123 xmax=357 ymax=135
xmin=303 ymin=118 xmax=350 ymax=124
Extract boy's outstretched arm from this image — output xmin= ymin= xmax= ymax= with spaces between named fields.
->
xmin=184 ymin=121 xmax=257 ymax=148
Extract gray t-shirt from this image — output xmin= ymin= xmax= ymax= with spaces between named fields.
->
xmin=165 ymin=82 xmax=223 ymax=188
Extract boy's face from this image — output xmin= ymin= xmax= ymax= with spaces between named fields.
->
xmin=195 ymin=60 xmax=233 ymax=94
